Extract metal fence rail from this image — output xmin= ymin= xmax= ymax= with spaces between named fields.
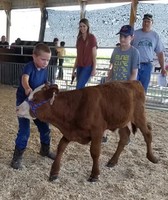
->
xmin=0 ymin=61 xmax=168 ymax=111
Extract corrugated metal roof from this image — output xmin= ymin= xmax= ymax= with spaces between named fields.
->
xmin=0 ymin=0 xmax=153 ymax=10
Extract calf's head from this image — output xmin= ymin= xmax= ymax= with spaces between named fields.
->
xmin=16 ymin=84 xmax=59 ymax=119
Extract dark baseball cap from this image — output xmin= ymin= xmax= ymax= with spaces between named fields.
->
xmin=143 ymin=14 xmax=153 ymax=20
xmin=116 ymin=25 xmax=134 ymax=36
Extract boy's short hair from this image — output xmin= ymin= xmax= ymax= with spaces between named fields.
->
xmin=33 ymin=43 xmax=51 ymax=56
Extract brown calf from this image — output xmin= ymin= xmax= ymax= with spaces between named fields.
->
xmin=17 ymin=81 xmax=158 ymax=182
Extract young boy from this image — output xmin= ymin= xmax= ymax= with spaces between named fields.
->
xmin=103 ymin=25 xmax=140 ymax=142
xmin=107 ymin=25 xmax=140 ymax=82
xmin=11 ymin=43 xmax=55 ymax=170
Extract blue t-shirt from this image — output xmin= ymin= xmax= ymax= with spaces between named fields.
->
xmin=132 ymin=29 xmax=164 ymax=63
xmin=16 ymin=61 xmax=48 ymax=104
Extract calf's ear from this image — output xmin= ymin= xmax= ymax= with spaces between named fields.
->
xmin=43 ymin=83 xmax=50 ymax=91
xmin=49 ymin=84 xmax=59 ymax=94
xmin=43 ymin=82 xmax=56 ymax=91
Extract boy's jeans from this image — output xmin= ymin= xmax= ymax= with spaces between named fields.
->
xmin=15 ymin=117 xmax=50 ymax=150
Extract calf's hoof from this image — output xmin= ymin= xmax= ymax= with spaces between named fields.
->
xmin=87 ymin=176 xmax=99 ymax=182
xmin=102 ymin=136 xmax=108 ymax=143
xmin=106 ymin=161 xmax=117 ymax=168
xmin=49 ymin=175 xmax=58 ymax=182
xmin=147 ymin=154 xmax=158 ymax=163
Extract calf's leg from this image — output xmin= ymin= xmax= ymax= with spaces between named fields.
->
xmin=139 ymin=122 xmax=158 ymax=163
xmin=107 ymin=127 xmax=130 ymax=167
xmin=88 ymin=137 xmax=102 ymax=182
xmin=49 ymin=136 xmax=69 ymax=181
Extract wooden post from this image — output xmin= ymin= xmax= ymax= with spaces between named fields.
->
xmin=2 ymin=1 xmax=12 ymax=42
xmin=129 ymin=0 xmax=138 ymax=27
xmin=79 ymin=0 xmax=87 ymax=19
xmin=38 ymin=0 xmax=47 ymax=42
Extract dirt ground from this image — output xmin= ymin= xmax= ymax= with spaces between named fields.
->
xmin=0 ymin=84 xmax=168 ymax=200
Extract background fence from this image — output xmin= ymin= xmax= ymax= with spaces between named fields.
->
xmin=0 ymin=47 xmax=168 ymax=111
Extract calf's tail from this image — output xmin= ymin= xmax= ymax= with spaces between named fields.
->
xmin=131 ymin=121 xmax=152 ymax=135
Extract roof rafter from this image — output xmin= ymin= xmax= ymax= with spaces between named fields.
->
xmin=0 ymin=0 xmax=161 ymax=10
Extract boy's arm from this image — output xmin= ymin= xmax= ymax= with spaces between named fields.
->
xmin=106 ymin=63 xmax=113 ymax=81
xmin=21 ymin=74 xmax=32 ymax=96
xmin=106 ymin=49 xmax=115 ymax=81
xmin=109 ymin=63 xmax=113 ymax=70
xmin=129 ymin=68 xmax=138 ymax=80
xmin=107 ymin=63 xmax=113 ymax=76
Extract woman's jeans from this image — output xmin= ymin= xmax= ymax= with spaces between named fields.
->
xmin=137 ymin=62 xmax=153 ymax=93
xmin=76 ymin=66 xmax=92 ymax=89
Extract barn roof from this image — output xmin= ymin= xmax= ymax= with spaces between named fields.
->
xmin=0 ymin=0 xmax=164 ymax=10
xmin=0 ymin=0 xmax=165 ymax=42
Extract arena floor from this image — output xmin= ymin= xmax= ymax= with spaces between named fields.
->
xmin=0 ymin=84 xmax=168 ymax=200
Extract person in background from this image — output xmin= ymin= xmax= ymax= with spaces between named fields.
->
xmin=132 ymin=13 xmax=166 ymax=93
xmin=72 ymin=18 xmax=97 ymax=89
xmin=11 ymin=43 xmax=55 ymax=170
xmin=50 ymin=37 xmax=59 ymax=82
xmin=10 ymin=38 xmax=22 ymax=54
xmin=57 ymin=41 xmax=66 ymax=80
xmin=102 ymin=25 xmax=140 ymax=142
xmin=0 ymin=35 xmax=9 ymax=48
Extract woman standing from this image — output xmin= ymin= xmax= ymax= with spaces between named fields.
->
xmin=72 ymin=18 xmax=97 ymax=89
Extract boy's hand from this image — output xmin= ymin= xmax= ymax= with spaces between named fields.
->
xmin=25 ymin=88 xmax=32 ymax=96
